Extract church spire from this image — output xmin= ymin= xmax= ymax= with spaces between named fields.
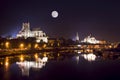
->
xmin=76 ymin=32 xmax=79 ymax=42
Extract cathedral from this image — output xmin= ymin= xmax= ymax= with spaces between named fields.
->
xmin=81 ymin=35 xmax=100 ymax=44
xmin=16 ymin=22 xmax=48 ymax=43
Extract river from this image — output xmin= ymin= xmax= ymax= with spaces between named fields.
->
xmin=0 ymin=52 xmax=120 ymax=80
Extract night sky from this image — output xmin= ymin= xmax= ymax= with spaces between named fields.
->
xmin=0 ymin=0 xmax=120 ymax=42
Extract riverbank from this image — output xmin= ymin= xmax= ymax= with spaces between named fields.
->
xmin=0 ymin=48 xmax=79 ymax=57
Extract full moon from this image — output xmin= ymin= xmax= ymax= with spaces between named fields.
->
xmin=51 ymin=11 xmax=58 ymax=18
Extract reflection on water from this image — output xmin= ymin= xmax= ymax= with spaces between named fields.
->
xmin=34 ymin=53 xmax=38 ymax=59
xmin=5 ymin=57 xmax=9 ymax=66
xmin=82 ymin=53 xmax=96 ymax=61
xmin=16 ymin=57 xmax=48 ymax=76
xmin=0 ymin=51 xmax=120 ymax=80
xmin=5 ymin=57 xmax=9 ymax=71
xmin=20 ymin=55 xmax=24 ymax=62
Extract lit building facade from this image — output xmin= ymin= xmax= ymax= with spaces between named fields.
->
xmin=17 ymin=22 xmax=48 ymax=43
xmin=81 ymin=35 xmax=100 ymax=44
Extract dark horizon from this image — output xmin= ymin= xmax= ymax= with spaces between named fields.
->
xmin=1 ymin=0 xmax=120 ymax=42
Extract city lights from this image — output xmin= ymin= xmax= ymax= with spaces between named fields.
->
xmin=4 ymin=57 xmax=9 ymax=71
xmin=20 ymin=55 xmax=24 ymax=61
xmin=34 ymin=44 xmax=38 ymax=49
xmin=82 ymin=53 xmax=96 ymax=61
xmin=20 ymin=43 xmax=24 ymax=49
xmin=34 ymin=53 xmax=38 ymax=59
xmin=1 ymin=0 xmax=120 ymax=80
xmin=5 ymin=42 xmax=10 ymax=48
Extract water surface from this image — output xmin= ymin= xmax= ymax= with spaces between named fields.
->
xmin=0 ymin=52 xmax=120 ymax=80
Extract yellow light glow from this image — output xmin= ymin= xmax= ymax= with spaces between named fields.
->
xmin=109 ymin=45 xmax=112 ymax=48
xmin=1 ymin=62 xmax=3 ymax=65
xmin=58 ymin=53 xmax=60 ymax=57
xmin=5 ymin=57 xmax=9 ymax=67
xmin=43 ymin=44 xmax=46 ymax=48
xmin=43 ymin=53 xmax=46 ymax=57
xmin=5 ymin=42 xmax=10 ymax=48
xmin=28 ymin=44 xmax=31 ymax=49
xmin=20 ymin=43 xmax=24 ymax=49
xmin=5 ymin=61 xmax=9 ymax=66
xmin=34 ymin=44 xmax=38 ymax=48
xmin=20 ymin=55 xmax=24 ymax=61
xmin=34 ymin=54 xmax=38 ymax=59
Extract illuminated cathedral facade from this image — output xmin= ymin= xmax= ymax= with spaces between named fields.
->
xmin=81 ymin=35 xmax=100 ymax=44
xmin=16 ymin=22 xmax=48 ymax=43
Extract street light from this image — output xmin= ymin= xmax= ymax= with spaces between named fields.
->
xmin=20 ymin=43 xmax=24 ymax=49
xmin=34 ymin=53 xmax=38 ymax=60
xmin=34 ymin=44 xmax=38 ymax=49
xmin=5 ymin=42 xmax=10 ymax=49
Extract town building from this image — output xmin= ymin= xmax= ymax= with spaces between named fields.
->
xmin=81 ymin=35 xmax=100 ymax=44
xmin=16 ymin=22 xmax=48 ymax=43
